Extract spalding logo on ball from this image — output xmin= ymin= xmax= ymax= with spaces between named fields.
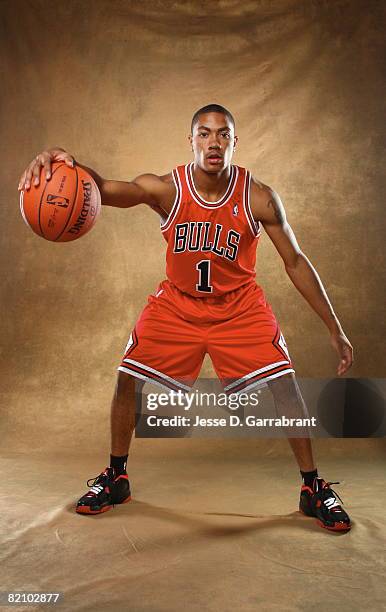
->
xmin=19 ymin=162 xmax=101 ymax=242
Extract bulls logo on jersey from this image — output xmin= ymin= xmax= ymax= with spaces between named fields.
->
xmin=277 ymin=332 xmax=290 ymax=359
xmin=173 ymin=222 xmax=241 ymax=262
xmin=124 ymin=333 xmax=134 ymax=354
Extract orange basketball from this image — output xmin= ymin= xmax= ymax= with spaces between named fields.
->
xmin=19 ymin=162 xmax=101 ymax=242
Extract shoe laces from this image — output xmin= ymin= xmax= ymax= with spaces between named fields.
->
xmin=85 ymin=468 xmax=113 ymax=497
xmin=319 ymin=480 xmax=344 ymax=511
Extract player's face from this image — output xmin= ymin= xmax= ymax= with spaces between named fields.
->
xmin=189 ymin=112 xmax=237 ymax=173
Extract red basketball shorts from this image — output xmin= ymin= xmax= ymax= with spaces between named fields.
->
xmin=117 ymin=279 xmax=295 ymax=395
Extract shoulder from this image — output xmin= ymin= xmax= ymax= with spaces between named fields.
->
xmin=247 ymin=172 xmax=286 ymax=225
xmin=248 ymin=173 xmax=273 ymax=201
xmin=132 ymin=171 xmax=175 ymax=199
xmin=133 ymin=171 xmax=176 ymax=214
xmin=159 ymin=172 xmax=175 ymax=185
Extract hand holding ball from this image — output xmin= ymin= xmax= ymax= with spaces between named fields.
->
xmin=19 ymin=162 xmax=101 ymax=242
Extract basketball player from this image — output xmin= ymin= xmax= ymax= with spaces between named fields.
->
xmin=18 ymin=104 xmax=353 ymax=531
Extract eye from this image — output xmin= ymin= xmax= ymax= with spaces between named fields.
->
xmin=199 ymin=132 xmax=208 ymax=137
xmin=221 ymin=132 xmax=230 ymax=139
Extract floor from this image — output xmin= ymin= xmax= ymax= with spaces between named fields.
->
xmin=2 ymin=440 xmax=385 ymax=612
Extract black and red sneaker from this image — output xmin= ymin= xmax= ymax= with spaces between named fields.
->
xmin=299 ymin=478 xmax=351 ymax=532
xmin=76 ymin=467 xmax=131 ymax=515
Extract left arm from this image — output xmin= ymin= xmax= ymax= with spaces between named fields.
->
xmin=250 ymin=178 xmax=353 ymax=376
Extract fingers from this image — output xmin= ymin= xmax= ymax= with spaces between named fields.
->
xmin=24 ymin=165 xmax=35 ymax=191
xmin=43 ymin=157 xmax=52 ymax=180
xmin=18 ymin=157 xmax=41 ymax=191
xmin=18 ymin=149 xmax=75 ymax=191
xmin=40 ymin=151 xmax=74 ymax=182
xmin=55 ymin=151 xmax=75 ymax=168
xmin=337 ymin=346 xmax=353 ymax=376
xmin=32 ymin=158 xmax=42 ymax=186
xmin=337 ymin=360 xmax=348 ymax=376
xmin=65 ymin=156 xmax=75 ymax=167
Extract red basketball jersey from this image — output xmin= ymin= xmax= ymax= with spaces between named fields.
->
xmin=160 ymin=163 xmax=260 ymax=297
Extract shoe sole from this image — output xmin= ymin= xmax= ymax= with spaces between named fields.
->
xmin=76 ymin=495 xmax=132 ymax=515
xmin=316 ymin=518 xmax=351 ymax=532
xmin=299 ymin=507 xmax=351 ymax=532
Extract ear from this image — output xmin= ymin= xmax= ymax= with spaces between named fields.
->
xmin=233 ymin=135 xmax=239 ymax=151
xmin=188 ymin=134 xmax=193 ymax=151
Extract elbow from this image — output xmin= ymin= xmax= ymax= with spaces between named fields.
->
xmin=284 ymin=251 xmax=304 ymax=273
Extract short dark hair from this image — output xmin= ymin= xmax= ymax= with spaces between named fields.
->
xmin=191 ymin=104 xmax=235 ymax=133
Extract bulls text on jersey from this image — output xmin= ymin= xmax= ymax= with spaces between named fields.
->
xmin=173 ymin=221 xmax=241 ymax=262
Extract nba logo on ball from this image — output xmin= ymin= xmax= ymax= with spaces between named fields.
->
xmin=46 ymin=194 xmax=70 ymax=208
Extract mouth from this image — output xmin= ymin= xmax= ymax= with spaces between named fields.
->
xmin=206 ymin=153 xmax=223 ymax=164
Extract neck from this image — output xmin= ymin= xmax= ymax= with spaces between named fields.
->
xmin=192 ymin=162 xmax=231 ymax=200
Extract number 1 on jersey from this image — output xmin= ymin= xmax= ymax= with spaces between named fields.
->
xmin=196 ymin=259 xmax=213 ymax=293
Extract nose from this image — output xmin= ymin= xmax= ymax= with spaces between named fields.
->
xmin=208 ymin=136 xmax=221 ymax=149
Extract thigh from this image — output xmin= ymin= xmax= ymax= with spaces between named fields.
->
xmin=208 ymin=299 xmax=295 ymax=395
xmin=117 ymin=287 xmax=206 ymax=393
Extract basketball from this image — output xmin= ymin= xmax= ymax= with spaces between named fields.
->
xmin=19 ymin=162 xmax=101 ymax=242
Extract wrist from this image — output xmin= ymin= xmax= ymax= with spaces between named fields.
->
xmin=328 ymin=318 xmax=343 ymax=336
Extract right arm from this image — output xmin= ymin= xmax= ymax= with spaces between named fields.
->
xmin=17 ymin=147 xmax=167 ymax=209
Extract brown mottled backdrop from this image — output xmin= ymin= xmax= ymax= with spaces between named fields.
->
xmin=2 ymin=2 xmax=386 ymax=610
xmin=1 ymin=0 xmax=385 ymax=450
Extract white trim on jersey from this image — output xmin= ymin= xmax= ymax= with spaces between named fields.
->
xmin=186 ymin=163 xmax=239 ymax=209
xmin=243 ymin=170 xmax=261 ymax=238
xmin=119 ymin=358 xmax=192 ymax=392
xmin=160 ymin=168 xmax=182 ymax=232
xmin=224 ymin=360 xmax=290 ymax=392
